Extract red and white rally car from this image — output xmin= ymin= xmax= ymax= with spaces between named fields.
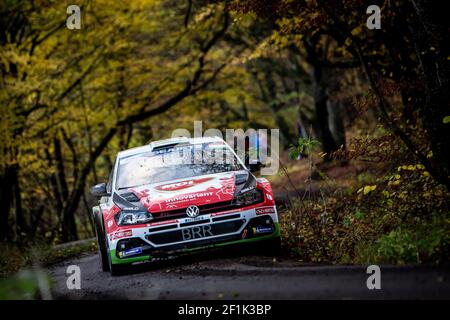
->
xmin=91 ymin=136 xmax=280 ymax=275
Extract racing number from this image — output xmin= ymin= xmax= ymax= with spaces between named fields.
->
xmin=182 ymin=225 xmax=214 ymax=240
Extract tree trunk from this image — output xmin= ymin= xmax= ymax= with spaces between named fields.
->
xmin=312 ymin=65 xmax=338 ymax=159
xmin=12 ymin=165 xmax=25 ymax=237
xmin=327 ymin=100 xmax=346 ymax=149
xmin=409 ymin=0 xmax=450 ymax=189
xmin=61 ymin=208 xmax=78 ymax=242
xmin=0 ymin=166 xmax=15 ymax=240
xmin=254 ymin=71 xmax=292 ymax=147
xmin=54 ymin=137 xmax=69 ymax=201
xmin=297 ymin=109 xmax=310 ymax=140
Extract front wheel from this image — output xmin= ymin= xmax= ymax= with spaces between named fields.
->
xmin=93 ymin=208 xmax=110 ymax=272
xmin=107 ymin=251 xmax=127 ymax=276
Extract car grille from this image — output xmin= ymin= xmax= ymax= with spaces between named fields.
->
xmin=146 ymin=219 xmax=244 ymax=245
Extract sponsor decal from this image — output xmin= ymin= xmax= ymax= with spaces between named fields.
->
xmin=155 ymin=177 xmax=213 ymax=192
xmin=184 ymin=215 xmax=206 ymax=222
xmin=149 ymin=219 xmax=178 ymax=227
xmin=123 ymin=207 xmax=139 ymax=211
xmin=119 ymin=247 xmax=142 ymax=258
xmin=140 ymin=173 xmax=237 ymax=213
xmin=255 ymin=207 xmax=276 ymax=215
xmin=107 ymin=220 xmax=113 ymax=228
xmin=211 ymin=211 xmax=239 ymax=217
xmin=254 ymin=226 xmax=274 ymax=234
xmin=165 ymin=192 xmax=214 ymax=203
xmin=110 ymin=229 xmax=132 ymax=240
xmin=103 ymin=205 xmax=121 ymax=218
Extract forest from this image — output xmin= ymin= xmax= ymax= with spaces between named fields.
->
xmin=0 ymin=0 xmax=449 ymax=273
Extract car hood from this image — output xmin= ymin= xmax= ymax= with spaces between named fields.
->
xmin=116 ymin=171 xmax=255 ymax=214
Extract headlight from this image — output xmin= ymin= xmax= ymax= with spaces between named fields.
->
xmin=116 ymin=211 xmax=153 ymax=226
xmin=234 ymin=188 xmax=263 ymax=206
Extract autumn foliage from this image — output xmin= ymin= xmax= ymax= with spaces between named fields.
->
xmin=0 ymin=0 xmax=449 ymax=265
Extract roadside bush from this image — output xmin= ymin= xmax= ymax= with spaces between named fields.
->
xmin=357 ymin=212 xmax=450 ymax=264
xmin=280 ymin=144 xmax=450 ymax=264
xmin=0 ymin=240 xmax=97 ymax=277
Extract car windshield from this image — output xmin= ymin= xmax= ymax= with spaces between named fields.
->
xmin=116 ymin=142 xmax=243 ymax=189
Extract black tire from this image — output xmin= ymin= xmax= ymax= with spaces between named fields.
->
xmin=103 ymin=226 xmax=128 ymax=276
xmin=93 ymin=209 xmax=109 ymax=272
xmin=107 ymin=250 xmax=127 ymax=276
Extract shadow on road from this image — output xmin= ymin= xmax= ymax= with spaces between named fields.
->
xmin=115 ymin=242 xmax=283 ymax=277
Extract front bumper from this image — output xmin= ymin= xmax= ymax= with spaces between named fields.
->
xmin=108 ymin=205 xmax=280 ymax=265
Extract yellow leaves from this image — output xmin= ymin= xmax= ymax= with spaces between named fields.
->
xmin=388 ymin=180 xmax=401 ymax=186
xmin=364 ymin=185 xmax=377 ymax=194
xmin=358 ymin=185 xmax=377 ymax=195
xmin=246 ymin=37 xmax=271 ymax=61
xmin=397 ymin=163 xmax=425 ymax=172
xmin=344 ymin=38 xmax=352 ymax=47
xmin=387 ymin=172 xmax=402 ymax=186
xmin=313 ymin=203 xmax=324 ymax=210
xmin=26 ymin=92 xmax=38 ymax=104
xmin=398 ymin=191 xmax=408 ymax=199
xmin=351 ymin=25 xmax=363 ymax=37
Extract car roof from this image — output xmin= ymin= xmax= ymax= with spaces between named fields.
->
xmin=117 ymin=136 xmax=226 ymax=158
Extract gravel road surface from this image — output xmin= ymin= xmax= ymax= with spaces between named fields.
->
xmin=47 ymin=251 xmax=450 ymax=300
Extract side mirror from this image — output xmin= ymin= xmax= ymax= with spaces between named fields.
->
xmin=248 ymin=161 xmax=264 ymax=173
xmin=91 ymin=183 xmax=109 ymax=197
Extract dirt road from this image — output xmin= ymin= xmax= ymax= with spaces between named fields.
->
xmin=47 ymin=252 xmax=450 ymax=299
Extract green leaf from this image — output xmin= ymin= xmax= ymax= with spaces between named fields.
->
xmin=343 ymin=216 xmax=350 ymax=227
xmin=355 ymin=209 xmax=364 ymax=220
xmin=288 ymin=149 xmax=299 ymax=160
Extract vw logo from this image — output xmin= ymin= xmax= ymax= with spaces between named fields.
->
xmin=186 ymin=205 xmax=200 ymax=218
